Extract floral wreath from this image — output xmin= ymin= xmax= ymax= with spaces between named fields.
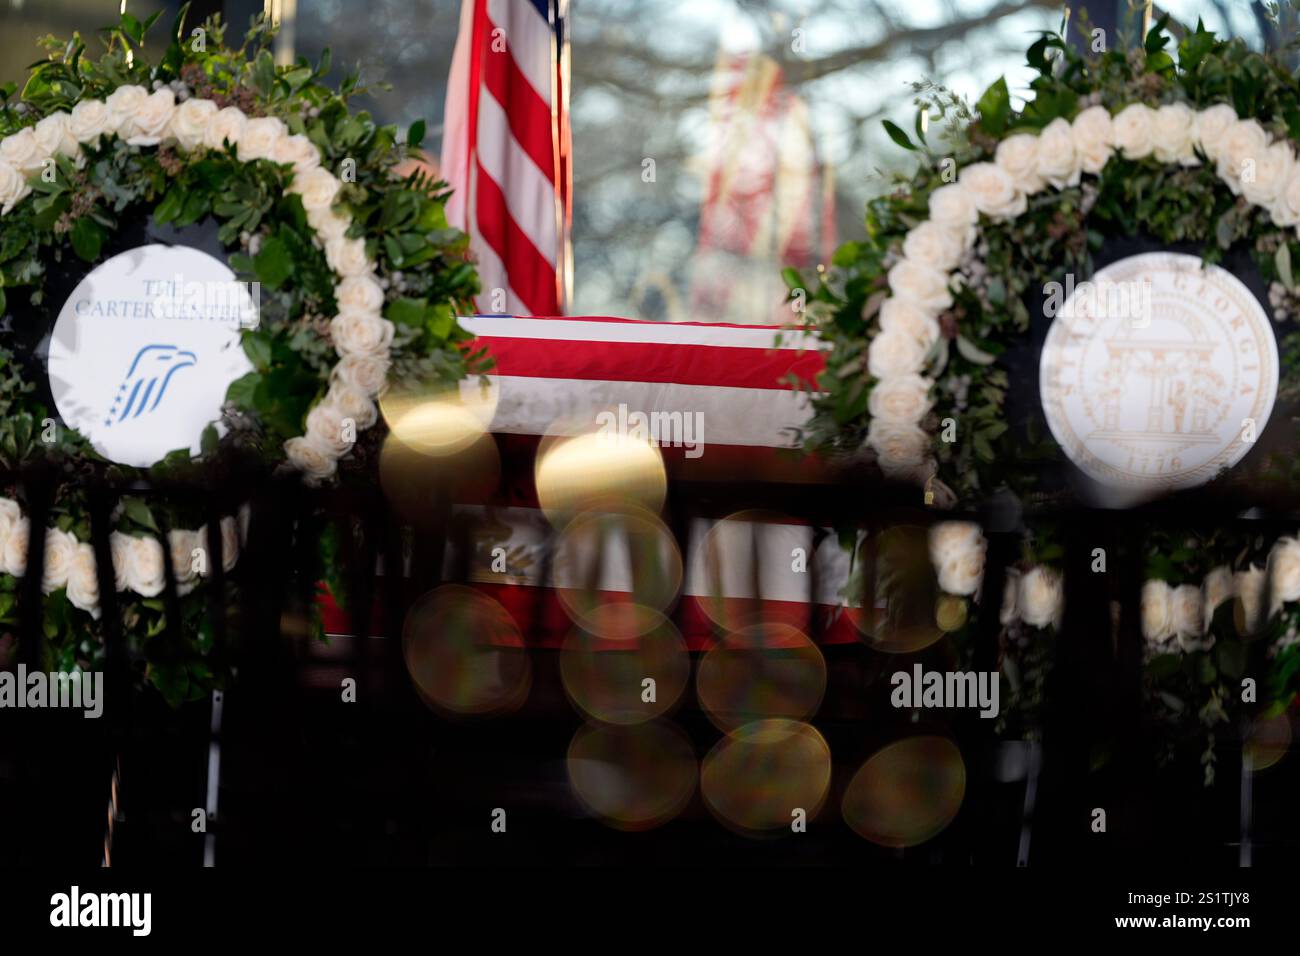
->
xmin=793 ymin=17 xmax=1300 ymax=772
xmin=0 ymin=10 xmax=480 ymax=702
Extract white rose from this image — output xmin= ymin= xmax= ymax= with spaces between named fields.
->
xmin=69 ymin=99 xmax=113 ymax=145
xmin=308 ymin=206 xmax=351 ymax=241
xmin=1268 ymin=536 xmax=1300 ymax=612
xmin=1234 ymin=565 xmax=1267 ymax=635
xmin=125 ymin=535 xmax=166 ymax=597
xmin=335 ymin=276 xmax=385 ymax=314
xmin=104 ymin=84 xmax=150 ymax=136
xmin=66 ymin=543 xmax=100 ymax=617
xmin=1141 ymin=580 xmax=1175 ymax=643
xmin=34 ymin=112 xmax=79 ymax=160
xmin=0 ymin=127 xmax=45 ymax=175
xmin=330 ymin=311 xmax=395 ymax=357
xmin=203 ymin=106 xmax=248 ymax=151
xmin=1071 ymin=105 xmax=1115 ymax=175
xmin=928 ymin=521 xmax=983 ymax=564
xmin=901 ymin=221 xmax=965 ymax=272
xmin=868 ymin=373 xmax=932 ymax=425
xmin=306 ymin=402 xmax=355 ymax=456
xmin=124 ymin=88 xmax=176 ymax=146
xmin=1036 ymin=117 xmax=1081 ymax=189
xmin=1151 ymin=102 xmax=1198 ymax=166
xmin=1216 ymin=118 xmax=1269 ymax=195
xmin=168 ymin=97 xmax=218 ymax=152
xmin=1192 ymin=103 xmax=1239 ymax=162
xmin=1240 ymin=140 xmax=1294 ymax=207
xmin=999 ymin=568 xmax=1021 ymax=625
xmin=108 ymin=531 xmax=134 ymax=591
xmin=40 ymin=527 xmax=78 ymax=594
xmin=958 ymin=162 xmax=1026 ymax=220
xmin=198 ymin=518 xmax=240 ymax=575
xmin=2 ymin=517 xmax=29 ymax=576
xmin=1171 ymin=584 xmax=1203 ymax=640
xmin=867 ymin=327 xmax=928 ymax=379
xmin=293 ymin=166 xmax=342 ymax=211
xmin=866 ymin=419 xmax=929 ymax=476
xmin=878 ymin=297 xmax=940 ymax=350
xmin=928 ymin=522 xmax=986 ymax=597
xmin=273 ymin=133 xmax=322 ymax=175
xmin=995 ymin=132 xmax=1044 ymax=193
xmin=284 ymin=435 xmax=340 ymax=482
xmin=937 ymin=550 xmax=985 ymax=597
xmin=325 ymin=382 xmax=379 ymax=430
xmin=927 ymin=183 xmax=978 ymax=238
xmin=167 ymin=529 xmax=201 ymax=594
xmin=220 ymin=516 xmax=240 ymax=572
xmin=1112 ymin=104 xmax=1156 ymax=160
xmin=0 ymin=497 xmax=21 ymax=551
xmin=887 ymin=259 xmax=952 ymax=312
xmin=1202 ymin=565 xmax=1234 ymax=631
xmin=332 ymin=353 xmax=391 ymax=396
xmin=325 ymin=236 xmax=373 ymax=277
xmin=1019 ymin=566 xmax=1063 ymax=629
xmin=0 ymin=161 xmax=31 ymax=216
xmin=1270 ymin=170 xmax=1300 ymax=227
xmin=237 ymin=116 xmax=288 ymax=163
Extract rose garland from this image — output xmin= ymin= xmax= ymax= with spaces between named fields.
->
xmin=0 ymin=11 xmax=481 ymax=702
xmin=790 ymin=19 xmax=1300 ymax=769
xmin=3 ymin=62 xmax=390 ymax=482
xmin=0 ymin=495 xmax=242 ymax=618
xmin=850 ymin=90 xmax=1300 ymax=492
xmin=790 ymin=18 xmax=1300 ymax=504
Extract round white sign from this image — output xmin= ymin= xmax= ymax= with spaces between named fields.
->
xmin=47 ymin=244 xmax=255 ymax=467
xmin=1039 ymin=251 xmax=1278 ymax=491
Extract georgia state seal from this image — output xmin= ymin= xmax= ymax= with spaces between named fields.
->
xmin=1039 ymin=252 xmax=1278 ymax=491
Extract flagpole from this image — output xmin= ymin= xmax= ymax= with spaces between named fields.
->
xmin=553 ymin=0 xmax=574 ymax=314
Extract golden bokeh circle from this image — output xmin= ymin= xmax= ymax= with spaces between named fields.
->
xmin=379 ymin=379 xmax=498 ymax=444
xmin=378 ymin=429 xmax=500 ymax=522
xmin=552 ymin=507 xmax=682 ymax=630
xmin=558 ymin=605 xmax=690 ymax=725
xmin=535 ymin=429 xmax=667 ymax=527
xmin=935 ymin=594 xmax=968 ymax=632
xmin=846 ymin=525 xmax=944 ymax=654
xmin=1245 ymin=711 xmax=1292 ymax=772
xmin=566 ymin=721 xmax=698 ymax=831
xmin=695 ymin=510 xmax=802 ymax=633
xmin=842 ymin=735 xmax=966 ymax=847
xmin=696 ymin=623 xmax=827 ymax=732
xmin=700 ymin=719 xmax=832 ymax=836
xmin=401 ymin=584 xmax=531 ymax=716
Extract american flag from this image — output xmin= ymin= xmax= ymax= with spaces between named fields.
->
xmin=441 ymin=0 xmax=572 ymax=317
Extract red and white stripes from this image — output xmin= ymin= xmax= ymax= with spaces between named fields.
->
xmin=442 ymin=0 xmax=570 ymax=317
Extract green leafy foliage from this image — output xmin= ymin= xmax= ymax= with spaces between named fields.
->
xmin=0 ymin=8 xmax=486 ymax=704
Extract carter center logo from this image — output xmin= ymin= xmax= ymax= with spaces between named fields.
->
xmin=106 ymin=344 xmax=198 ymax=428
xmin=1039 ymin=252 xmax=1278 ymax=491
xmin=47 ymin=244 xmax=254 ymax=468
